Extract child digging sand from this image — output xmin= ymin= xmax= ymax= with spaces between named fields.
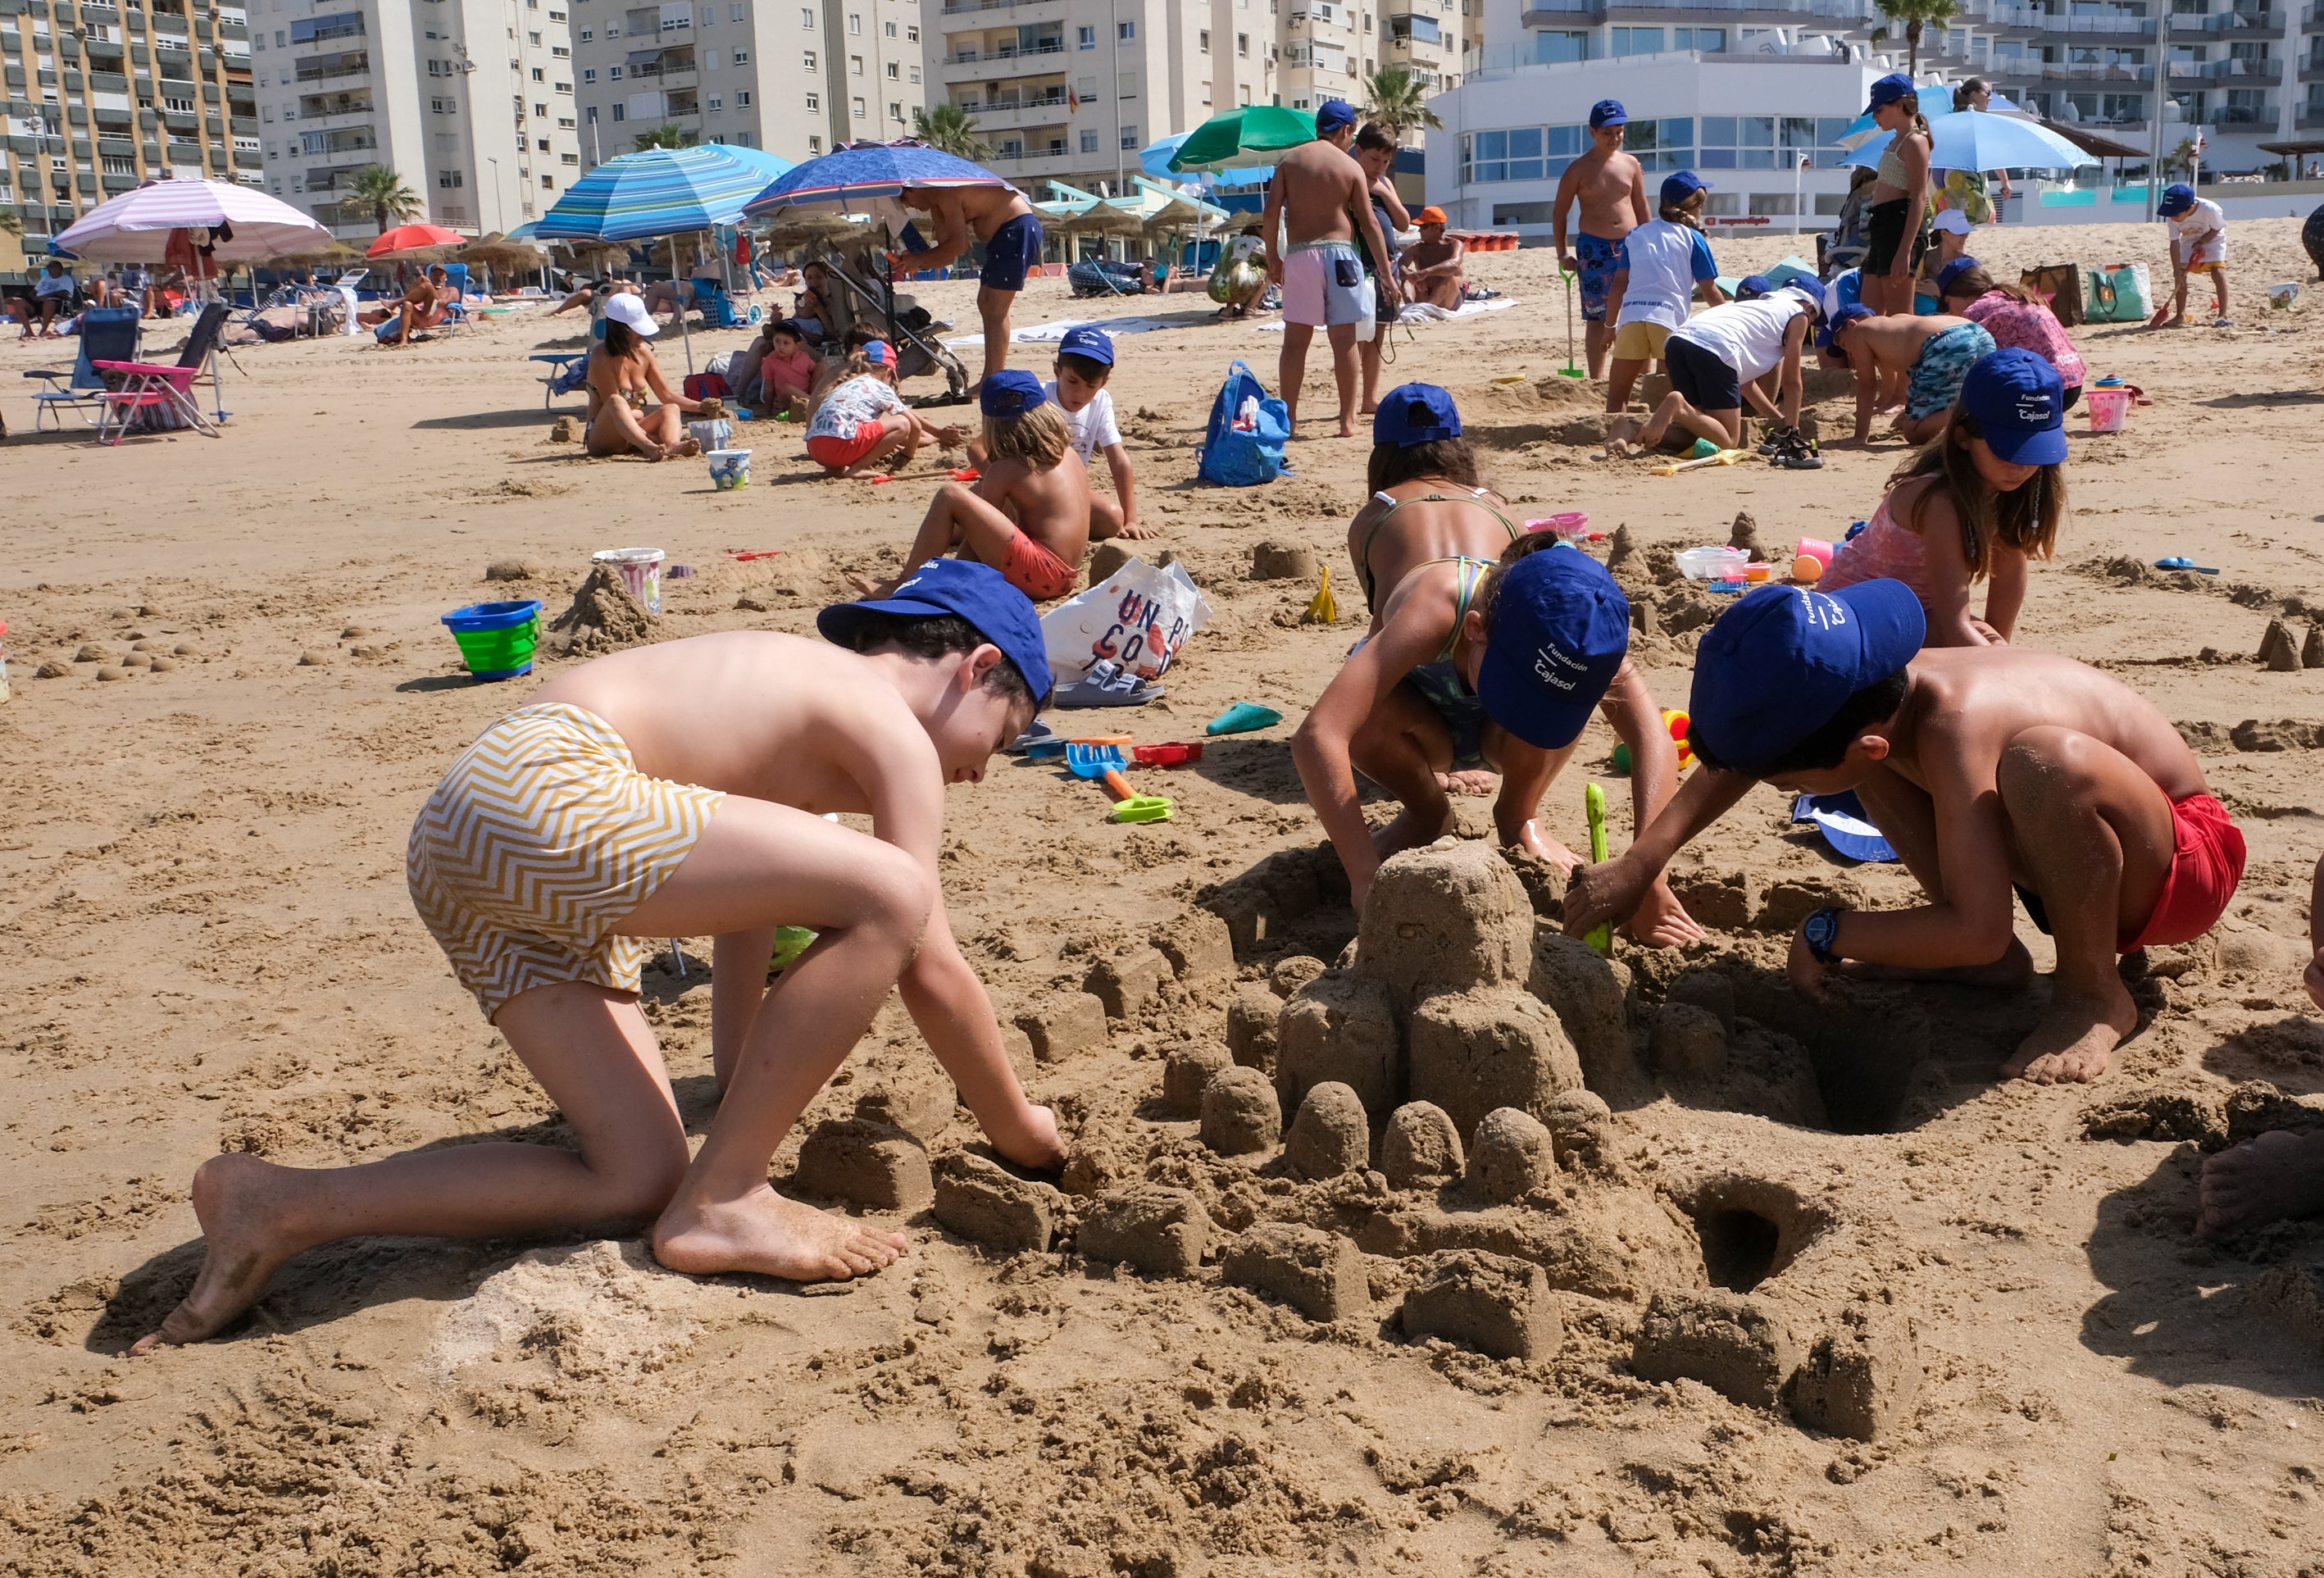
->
xmin=1293 ymin=384 xmax=1702 ymax=941
xmin=804 ymin=339 xmax=965 ymax=479
xmin=853 ymin=370 xmax=1091 ymax=603
xmin=2199 ymin=855 xmax=2324 ymax=1237
xmin=2159 ymin=181 xmax=2231 ymax=327
xmin=966 ymin=325 xmax=1147 ymax=541
xmin=134 ymin=562 xmax=1065 ymax=1353
xmin=1823 ymin=303 xmax=1996 ymax=446
xmin=1606 ymin=284 xmax=1821 ymax=464
xmin=1822 ymin=348 xmax=2067 ymax=647
xmin=1563 ymin=578 xmax=2247 ymax=1084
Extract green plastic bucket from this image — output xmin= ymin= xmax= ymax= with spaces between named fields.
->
xmin=441 ymin=598 xmax=543 ymax=680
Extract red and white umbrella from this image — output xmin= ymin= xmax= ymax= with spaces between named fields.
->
xmin=54 ymin=178 xmax=332 ymax=264
xmin=367 ymin=223 xmax=466 ymax=261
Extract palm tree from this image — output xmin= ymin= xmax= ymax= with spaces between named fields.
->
xmin=634 ymin=122 xmax=692 ymax=151
xmin=1872 ymin=0 xmax=1959 ymax=77
xmin=912 ymin=102 xmax=989 ymax=161
xmin=1362 ymin=64 xmax=1443 ymax=141
xmin=346 ymin=164 xmax=421 ymax=235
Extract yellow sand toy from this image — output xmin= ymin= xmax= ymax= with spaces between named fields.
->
xmin=1651 ymin=446 xmax=1753 ymax=477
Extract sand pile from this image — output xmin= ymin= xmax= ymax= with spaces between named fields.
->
xmin=544 ymin=562 xmax=656 ymax=656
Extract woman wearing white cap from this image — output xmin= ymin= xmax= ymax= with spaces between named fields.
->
xmin=586 ymin=292 xmax=710 ymax=461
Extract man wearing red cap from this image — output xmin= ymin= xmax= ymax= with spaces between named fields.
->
xmin=1402 ymin=208 xmax=1468 ymax=311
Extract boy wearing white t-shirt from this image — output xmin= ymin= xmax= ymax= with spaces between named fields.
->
xmin=1603 ymin=171 xmax=1726 ymax=416
xmin=2158 ymin=182 xmax=2229 ymax=327
xmin=1047 ymin=325 xmax=1147 ymax=541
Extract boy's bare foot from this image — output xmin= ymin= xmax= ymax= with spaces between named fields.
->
xmin=992 ymin=1103 xmax=1067 ymax=1173
xmin=2001 ymin=980 xmax=2137 ymax=1084
xmin=2199 ymin=1130 xmax=2324 ymax=1239
xmin=1437 ymin=769 xmax=1497 ymax=797
xmin=653 ymin=1185 xmax=907 ymax=1282
xmin=1844 ymin=938 xmax=2036 ymax=991
xmin=130 ymin=1153 xmax=309 ymax=1355
xmin=1336 ymin=420 xmax=1358 ymax=438
xmin=846 ymin=571 xmax=903 ymax=599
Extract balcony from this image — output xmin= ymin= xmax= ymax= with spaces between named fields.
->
xmin=2171 ymin=7 xmax=2284 ymax=39
xmin=2169 ymin=57 xmax=2283 ymax=81
xmin=944 ymin=38 xmax=1064 ymax=65
xmin=2042 ymin=60 xmax=2153 ymax=80
xmin=294 ymin=51 xmax=370 ymax=84
xmin=2018 ymin=11 xmax=2154 ymax=37
xmin=2196 ymin=98 xmax=2278 ymax=121
xmin=980 ymin=143 xmax=1081 ymax=178
xmin=2304 ymin=50 xmax=2324 ymax=75
xmin=1520 ymin=0 xmax=1876 ymax=25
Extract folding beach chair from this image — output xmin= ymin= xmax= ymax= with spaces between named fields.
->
xmin=92 ymin=302 xmax=230 ymax=445
xmin=22 ymin=306 xmax=141 ymax=430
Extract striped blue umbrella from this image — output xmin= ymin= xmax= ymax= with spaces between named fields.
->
xmin=538 ymin=144 xmax=795 ymax=243
xmin=743 ymin=140 xmax=1007 ymax=216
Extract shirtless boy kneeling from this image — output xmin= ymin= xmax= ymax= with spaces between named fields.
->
xmin=1564 ymin=580 xmax=2246 ymax=1084
xmin=853 ymin=370 xmax=1091 ymax=603
xmin=135 ymin=561 xmax=1065 ymax=1352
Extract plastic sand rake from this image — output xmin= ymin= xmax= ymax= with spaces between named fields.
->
xmin=1584 ymin=782 xmax=1612 ymax=957
xmin=1651 ymin=447 xmax=1751 ymax=477
xmin=1558 ymin=268 xmax=1585 ymax=378
xmin=1066 ymin=742 xmax=1175 ymax=822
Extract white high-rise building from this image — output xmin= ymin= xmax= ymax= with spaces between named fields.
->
xmin=568 ymin=0 xmax=929 ymax=173
xmin=248 ymin=0 xmax=580 ymax=238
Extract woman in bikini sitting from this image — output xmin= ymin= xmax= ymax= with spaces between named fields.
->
xmin=585 ymin=293 xmax=707 ymax=461
xmin=1289 ymin=384 xmax=1703 ymax=943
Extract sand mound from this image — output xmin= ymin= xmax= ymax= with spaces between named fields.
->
xmin=544 ymin=563 xmax=656 ymax=656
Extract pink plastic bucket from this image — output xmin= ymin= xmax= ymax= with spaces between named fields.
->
xmin=2087 ymin=387 xmax=2131 ymax=434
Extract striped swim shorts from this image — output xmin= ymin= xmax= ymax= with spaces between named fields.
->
xmin=407 ymin=703 xmax=725 ymax=1020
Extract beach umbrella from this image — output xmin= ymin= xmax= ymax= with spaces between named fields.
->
xmin=1168 ymin=107 xmax=1317 ymax=175
xmin=1139 ymin=132 xmax=1275 ymax=190
xmin=368 ymin=223 xmax=466 ymax=260
xmin=536 ymin=144 xmax=794 ymax=244
xmin=1847 ymin=111 xmax=2094 ymax=173
xmin=744 ymin=139 xmax=1008 ymax=217
xmin=54 ymin=178 xmax=332 ymax=264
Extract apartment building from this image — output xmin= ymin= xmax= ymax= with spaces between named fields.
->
xmin=1478 ymin=0 xmax=2320 ymax=173
xmin=242 ymin=0 xmax=580 ymax=237
xmin=921 ymin=0 xmax=1468 ymax=198
xmin=2 ymin=0 xmax=260 ymax=243
xmin=567 ymin=0 xmax=927 ymax=172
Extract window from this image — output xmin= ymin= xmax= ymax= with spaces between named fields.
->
xmin=908 ymin=65 xmax=918 ymax=82
xmin=707 ymin=93 xmax=722 ymax=109
xmin=538 ymin=102 xmax=551 ymax=116
xmin=1610 ymin=27 xmax=1662 ymax=56
xmin=702 ymin=4 xmax=715 ymax=24
xmin=885 ymin=60 xmax=897 ymax=77
xmin=532 ymin=66 xmax=546 ymax=79
xmin=850 ymin=53 xmax=862 ymax=73
xmin=735 ymin=88 xmax=751 ymax=105
xmin=1117 ymin=69 xmax=1138 ymax=98
xmin=1237 ymin=32 xmax=1248 ymax=55
xmin=1120 ymin=123 xmax=1138 ymax=148
xmin=612 ymin=102 xmax=625 ymax=119
xmin=732 ymin=48 xmax=747 ymax=63
xmin=543 ymin=175 xmax=555 ymax=188
xmin=884 ymin=18 xmax=894 ymax=35
xmin=555 ymin=79 xmax=572 ymax=93
xmin=1118 ymin=20 xmax=1134 ymax=40
xmin=807 ymin=134 xmax=822 ymax=151
xmin=852 ymin=94 xmax=865 ymax=117
xmin=430 ymin=94 xmax=457 ymax=111
xmin=1199 ymin=28 xmax=1209 ymax=50
xmin=1077 ymin=25 xmax=1094 ymax=48
xmin=607 ymin=21 xmax=620 ymax=34
xmin=906 ymin=24 xmax=917 ymax=41
xmin=704 ymin=48 xmax=720 ymax=66
xmin=1238 ymin=83 xmax=1250 ymax=105
xmin=805 ymin=90 xmax=818 ymax=109
xmin=1532 ymin=30 xmax=1588 ymax=64
xmin=609 ymin=63 xmax=622 ymax=78
xmin=583 ymin=66 xmax=595 ymax=80
xmin=1080 ymin=128 xmax=1098 ymax=152
xmin=734 ymin=3 xmax=747 ymax=17
xmin=579 ymin=25 xmax=592 ymax=39
xmin=846 ymin=11 xmax=858 ymax=34
xmin=1671 ymin=26 xmax=1725 ymax=52
xmin=803 ymin=48 xmax=815 ymax=68
xmin=528 ymin=29 xmax=541 ymax=43
xmin=537 ymin=137 xmax=551 ymax=151
xmin=1201 ymin=79 xmax=1211 ymax=103
xmin=889 ymin=98 xmax=901 ymax=120
xmin=801 ymin=7 xmax=812 ymax=25
xmin=438 ymin=167 xmax=463 ymax=187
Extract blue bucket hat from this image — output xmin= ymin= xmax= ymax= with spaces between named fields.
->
xmin=1374 ymin=383 xmax=1461 ymax=448
xmin=1660 ymin=171 xmax=1710 ymax=207
xmin=1735 ymin=274 xmax=1773 ymax=301
xmin=1476 ymin=547 xmax=1631 ymax=751
xmin=1589 ymin=99 xmax=1628 ymax=130
xmin=1819 ymin=302 xmax=1874 ymax=354
xmin=1317 ymin=99 xmax=1357 ymax=134
xmin=817 ymin=557 xmax=1055 ymax=709
xmin=1057 ymin=323 xmax=1116 ymax=366
xmin=1866 ymin=71 xmax=1916 ymax=113
xmin=1934 ymin=256 xmax=1983 ymax=298
xmin=1689 ymin=580 xmax=1925 ymax=777
xmin=2158 ymin=181 xmax=2196 ymax=217
xmin=1958 ymin=347 xmax=2067 ymax=466
xmin=980 ymin=367 xmax=1048 ymax=417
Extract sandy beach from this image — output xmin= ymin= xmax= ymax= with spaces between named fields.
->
xmin=3 ymin=217 xmax=2323 ymax=1575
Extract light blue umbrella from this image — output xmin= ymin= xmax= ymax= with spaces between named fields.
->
xmin=537 ymin=144 xmax=794 ymax=243
xmin=1847 ymin=111 xmax=2094 ymax=172
xmin=1139 ymin=132 xmax=1273 ymax=189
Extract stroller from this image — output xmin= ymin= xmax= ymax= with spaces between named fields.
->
xmin=797 ymin=236 xmax=972 ymax=406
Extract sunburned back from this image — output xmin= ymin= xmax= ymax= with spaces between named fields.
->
xmin=988 ymin=450 xmax=1093 ymax=566
xmin=1900 ymin=647 xmax=2208 ymax=802
xmin=530 ymin=631 xmax=923 ymax=812
xmin=1277 ymin=141 xmax=1365 ymax=244
xmin=1570 ymin=149 xmax=1644 ymax=237
xmin=1863 ymin=312 xmax=1968 ymax=365
xmin=1348 ymin=480 xmax=1519 ymax=619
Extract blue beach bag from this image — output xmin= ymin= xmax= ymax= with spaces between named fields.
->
xmin=1196 ymin=359 xmax=1289 ymax=488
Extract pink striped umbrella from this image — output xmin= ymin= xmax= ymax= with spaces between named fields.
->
xmin=53 ymin=179 xmax=334 ymax=264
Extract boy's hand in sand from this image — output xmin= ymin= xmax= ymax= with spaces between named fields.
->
xmin=1786 ymin=922 xmax=1838 ymax=1007
xmin=1563 ymin=853 xmax=1651 ymax=941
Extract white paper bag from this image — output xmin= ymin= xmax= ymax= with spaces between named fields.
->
xmin=1040 ymin=557 xmax=1214 ymax=684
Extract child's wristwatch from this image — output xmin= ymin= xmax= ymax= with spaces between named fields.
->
xmin=1803 ymin=907 xmax=1844 ymax=966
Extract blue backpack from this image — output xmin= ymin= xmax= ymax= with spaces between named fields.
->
xmin=1196 ymin=359 xmax=1290 ymax=487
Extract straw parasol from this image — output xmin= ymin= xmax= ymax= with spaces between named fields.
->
xmin=457 ymin=230 xmax=547 ymax=271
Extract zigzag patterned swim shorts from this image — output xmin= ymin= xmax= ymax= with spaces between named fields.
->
xmin=407 ymin=703 xmax=725 ymax=1020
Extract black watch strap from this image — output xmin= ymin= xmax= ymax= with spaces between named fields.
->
xmin=1803 ymin=907 xmax=1844 ymax=965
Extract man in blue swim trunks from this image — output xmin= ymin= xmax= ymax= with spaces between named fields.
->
xmin=1553 ymin=99 xmax=1650 ymax=380
xmin=897 ymin=182 xmax=1047 ymax=386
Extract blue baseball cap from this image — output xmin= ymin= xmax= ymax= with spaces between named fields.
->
xmin=1689 ymin=580 xmax=1924 ymax=776
xmin=1317 ymin=99 xmax=1357 ymax=134
xmin=1866 ymin=71 xmax=1916 ymax=112
xmin=1820 ymin=302 xmax=1873 ymax=353
xmin=1589 ymin=99 xmax=1628 ymax=130
xmin=817 ymin=557 xmax=1055 ymax=709
xmin=1958 ymin=347 xmax=2067 ymax=466
xmin=1735 ymin=274 xmax=1773 ymax=301
xmin=1476 ymin=547 xmax=1631 ymax=751
xmin=980 ymin=367 xmax=1048 ymax=417
xmin=2158 ymin=181 xmax=2196 ymax=217
xmin=1934 ymin=256 xmax=1983 ymax=297
xmin=1660 ymin=171 xmax=1710 ymax=207
xmin=1057 ymin=324 xmax=1115 ymax=366
xmin=1374 ymin=382 xmax=1461 ymax=448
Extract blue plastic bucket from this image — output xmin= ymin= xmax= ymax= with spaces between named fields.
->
xmin=441 ymin=598 xmax=543 ymax=680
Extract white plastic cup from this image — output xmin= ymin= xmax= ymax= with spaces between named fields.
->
xmin=591 ymin=546 xmax=666 ymax=613
xmin=2086 ymin=387 xmax=2131 ymax=434
xmin=707 ymin=448 xmax=752 ymax=490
